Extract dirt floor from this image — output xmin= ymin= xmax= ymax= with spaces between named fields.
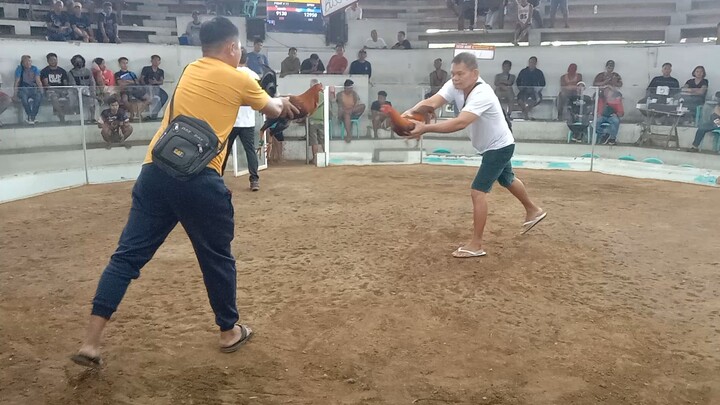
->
xmin=1 ymin=165 xmax=719 ymax=405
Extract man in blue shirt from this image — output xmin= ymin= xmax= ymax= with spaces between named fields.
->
xmin=349 ymin=50 xmax=372 ymax=78
xmin=246 ymin=38 xmax=269 ymax=76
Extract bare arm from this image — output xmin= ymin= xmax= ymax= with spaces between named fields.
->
xmin=408 ymin=111 xmax=478 ymax=138
xmin=259 ymin=97 xmax=299 ymax=119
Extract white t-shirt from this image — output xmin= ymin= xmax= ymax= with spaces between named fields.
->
xmin=436 ymin=78 xmax=514 ymax=154
xmin=345 ymin=6 xmax=362 ymax=20
xmin=234 ymin=66 xmax=260 ymax=128
xmin=364 ymin=37 xmax=387 ymax=49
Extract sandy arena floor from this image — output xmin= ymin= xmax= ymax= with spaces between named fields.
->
xmin=1 ymin=165 xmax=719 ymax=405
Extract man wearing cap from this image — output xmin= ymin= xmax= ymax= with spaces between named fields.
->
xmin=336 ymin=79 xmax=365 ymax=142
xmin=593 ymin=60 xmax=623 ymax=99
xmin=186 ymin=11 xmax=203 ymax=45
xmin=69 ymin=2 xmax=94 ymax=42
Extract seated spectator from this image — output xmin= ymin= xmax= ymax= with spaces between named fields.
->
xmin=92 ymin=57 xmax=115 ymax=101
xmin=99 ymin=95 xmax=132 ymax=148
xmin=549 ymin=0 xmax=569 ymax=28
xmin=680 ymin=65 xmax=708 ymax=125
xmin=558 ymin=63 xmax=582 ymax=120
xmin=494 ymin=60 xmax=515 ymax=114
xmin=186 ymin=11 xmax=202 ymax=46
xmin=115 ymin=57 xmax=149 ymax=120
xmin=0 ymin=75 xmax=12 ymax=127
xmin=69 ymin=2 xmax=94 ymax=42
xmin=308 ymin=78 xmax=325 ymax=165
xmin=429 ymin=58 xmax=449 ymax=97
xmin=364 ymin=29 xmax=387 ymax=49
xmin=97 ymin=1 xmax=121 ymax=43
xmin=247 ymin=39 xmax=269 ymax=76
xmin=280 ymin=47 xmax=301 ymax=78
xmin=690 ymin=103 xmax=720 ymax=152
xmin=47 ymin=1 xmax=73 ymax=41
xmin=69 ymin=54 xmax=97 ymax=122
xmin=647 ymin=63 xmax=680 ymax=93
xmin=41 ymin=52 xmax=73 ymax=123
xmin=301 ymin=54 xmax=325 ymax=74
xmin=336 ymin=79 xmax=366 ymax=142
xmin=13 ymin=55 xmax=43 ymax=125
xmin=370 ymin=90 xmax=391 ymax=138
xmin=349 ymin=50 xmax=371 ymax=77
xmin=345 ymin=2 xmax=362 ymax=20
xmin=327 ymin=44 xmax=348 ymax=74
xmin=596 ymin=90 xmax=624 ymax=145
xmin=593 ymin=60 xmax=623 ymax=99
xmin=513 ymin=0 xmax=533 ymax=46
xmin=140 ymin=55 xmax=168 ymax=120
xmin=565 ymin=82 xmax=594 ymax=142
xmin=638 ymin=63 xmax=680 ymax=121
xmin=516 ymin=56 xmax=545 ymax=120
xmin=391 ymin=31 xmax=412 ymax=49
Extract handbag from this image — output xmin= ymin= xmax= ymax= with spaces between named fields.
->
xmin=151 ymin=67 xmax=228 ymax=180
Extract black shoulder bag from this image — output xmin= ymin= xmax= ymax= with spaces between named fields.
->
xmin=151 ymin=67 xmax=228 ymax=180
xmin=463 ymin=81 xmax=513 ymax=132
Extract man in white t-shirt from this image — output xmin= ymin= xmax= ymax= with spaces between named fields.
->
xmin=364 ymin=29 xmax=387 ymax=49
xmin=345 ymin=2 xmax=362 ymax=20
xmin=404 ymin=52 xmax=546 ymax=258
xmin=225 ymin=48 xmax=261 ymax=191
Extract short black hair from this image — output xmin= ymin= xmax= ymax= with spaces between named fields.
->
xmin=289 ymin=47 xmax=297 ymax=52
xmin=378 ymin=91 xmax=387 ymax=97
xmin=46 ymin=52 xmax=57 ymax=60
xmin=398 ymin=31 xmax=406 ymax=36
xmin=358 ymin=49 xmax=367 ymax=55
xmin=200 ymin=16 xmax=239 ymax=50
xmin=107 ymin=95 xmax=119 ymax=105
xmin=662 ymin=62 xmax=672 ymax=68
xmin=452 ymin=52 xmax=478 ymax=70
xmin=529 ymin=56 xmax=538 ymax=62
xmin=253 ymin=38 xmax=263 ymax=45
xmin=118 ymin=57 xmax=128 ymax=63
xmin=344 ymin=79 xmax=354 ymax=87
xmin=94 ymin=57 xmax=104 ymax=65
xmin=310 ymin=53 xmax=319 ymax=60
xmin=502 ymin=59 xmax=512 ymax=67
xmin=151 ymin=54 xmax=161 ymax=60
xmin=336 ymin=43 xmax=344 ymax=49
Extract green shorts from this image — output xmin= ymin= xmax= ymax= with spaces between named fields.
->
xmin=471 ymin=144 xmax=516 ymax=192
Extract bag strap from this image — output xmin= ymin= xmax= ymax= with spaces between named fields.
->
xmin=167 ymin=64 xmax=190 ymax=121
xmin=462 ymin=80 xmax=513 ymax=132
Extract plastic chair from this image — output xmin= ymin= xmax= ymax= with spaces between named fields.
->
xmin=243 ymin=0 xmax=258 ymax=17
xmin=643 ymin=157 xmax=664 ymax=165
xmin=618 ymin=155 xmax=636 ymax=161
xmin=567 ymin=123 xmax=593 ymax=144
xmin=712 ymin=129 xmax=720 ymax=152
xmin=337 ymin=118 xmax=360 ymax=139
xmin=432 ymin=149 xmax=451 ymax=154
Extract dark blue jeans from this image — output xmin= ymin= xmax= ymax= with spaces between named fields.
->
xmin=18 ymin=87 xmax=43 ymax=118
xmin=91 ymin=163 xmax=239 ymax=331
xmin=149 ymin=86 xmax=168 ymax=117
xmin=227 ymin=127 xmax=259 ymax=182
xmin=693 ymin=124 xmax=719 ymax=148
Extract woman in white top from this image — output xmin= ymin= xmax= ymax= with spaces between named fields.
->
xmin=513 ymin=0 xmax=532 ymax=46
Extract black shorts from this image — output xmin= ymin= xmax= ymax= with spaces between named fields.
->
xmin=471 ymin=144 xmax=516 ymax=192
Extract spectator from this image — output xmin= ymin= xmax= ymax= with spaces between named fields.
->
xmin=429 ymin=58 xmax=449 ymax=97
xmin=345 ymin=2 xmax=362 ymax=20
xmin=92 ymin=57 xmax=116 ymax=101
xmin=494 ymin=60 xmax=515 ymax=114
xmin=69 ymin=2 xmax=94 ymax=42
xmin=300 ymin=54 xmax=325 ymax=74
xmin=528 ymin=0 xmax=543 ymax=28
xmin=516 ymin=56 xmax=545 ymax=120
xmin=115 ymin=57 xmax=150 ymax=120
xmin=308 ymin=78 xmax=325 ymax=165
xmin=596 ymin=90 xmax=624 ymax=145
xmin=548 ymin=0 xmax=569 ymax=28
xmin=647 ymin=62 xmax=680 ymax=91
xmin=566 ymin=82 xmax=593 ymax=143
xmin=186 ymin=11 xmax=203 ymax=46
xmin=349 ymin=50 xmax=372 ymax=77
xmin=40 ymin=52 xmax=72 ymax=123
xmin=97 ymin=1 xmax=120 ymax=43
xmin=327 ymin=44 xmax=349 ymax=75
xmin=690 ymin=103 xmax=720 ymax=152
xmin=336 ymin=79 xmax=365 ymax=142
xmin=640 ymin=62 xmax=680 ymax=117
xmin=558 ymin=63 xmax=582 ymax=120
xmin=0 ymin=75 xmax=12 ymax=127
xmin=364 ymin=29 xmax=387 ymax=49
xmin=140 ymin=55 xmax=168 ymax=120
xmin=98 ymin=95 xmax=132 ymax=148
xmin=391 ymin=31 xmax=412 ymax=49
xmin=593 ymin=60 xmax=623 ymax=99
xmin=680 ymin=65 xmax=708 ymax=124
xmin=246 ymin=39 xmax=269 ymax=76
xmin=227 ymin=47 xmax=261 ymax=190
xmin=457 ymin=0 xmax=477 ymax=30
xmin=47 ymin=1 xmax=73 ymax=41
xmin=280 ymin=47 xmax=301 ymax=78
xmin=513 ymin=0 xmax=533 ymax=46
xmin=370 ymin=90 xmax=391 ymax=138
xmin=69 ymin=54 xmax=96 ymax=122
xmin=13 ymin=55 xmax=43 ymax=125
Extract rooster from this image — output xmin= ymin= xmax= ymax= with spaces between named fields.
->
xmin=260 ymin=83 xmax=324 ymax=132
xmin=380 ymin=104 xmax=435 ymax=137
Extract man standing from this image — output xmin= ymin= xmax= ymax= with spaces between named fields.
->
xmin=40 ymin=52 xmax=71 ymax=123
xmin=308 ymin=78 xmax=325 ymax=165
xmin=364 ymin=29 xmax=387 ymax=49
xmin=327 ymin=44 xmax=348 ymax=74
xmin=516 ymin=56 xmax=545 ymax=120
xmin=140 ymin=55 xmax=168 ymax=120
xmin=280 ymin=47 xmax=300 ymax=78
xmin=429 ymin=58 xmax=449 ymax=97
xmin=349 ymin=50 xmax=372 ymax=78
xmin=70 ymin=17 xmax=298 ymax=368
xmin=186 ymin=11 xmax=203 ymax=45
xmin=227 ymin=47 xmax=261 ymax=191
xmin=246 ymin=38 xmax=269 ymax=76
xmin=391 ymin=31 xmax=412 ymax=49
xmin=404 ymin=52 xmax=545 ymax=258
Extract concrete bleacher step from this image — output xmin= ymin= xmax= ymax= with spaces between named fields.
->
xmin=142 ymin=19 xmax=176 ymax=28
xmin=137 ymin=5 xmax=169 ymax=13
xmin=148 ymin=34 xmax=179 ymax=44
xmin=686 ymin=8 xmax=720 ymax=24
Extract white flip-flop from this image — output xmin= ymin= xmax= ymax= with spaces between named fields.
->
xmin=452 ymin=247 xmax=487 ymax=258
xmin=521 ymin=212 xmax=547 ymax=235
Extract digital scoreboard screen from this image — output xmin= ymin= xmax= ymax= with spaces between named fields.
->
xmin=267 ymin=0 xmax=324 ymax=34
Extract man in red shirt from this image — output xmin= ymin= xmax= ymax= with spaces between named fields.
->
xmin=596 ymin=90 xmax=624 ymax=145
xmin=327 ymin=44 xmax=348 ymax=74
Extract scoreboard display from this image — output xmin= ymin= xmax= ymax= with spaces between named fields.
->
xmin=267 ymin=0 xmax=324 ymax=34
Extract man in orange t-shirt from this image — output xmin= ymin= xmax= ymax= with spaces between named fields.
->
xmin=326 ymin=44 xmax=348 ymax=74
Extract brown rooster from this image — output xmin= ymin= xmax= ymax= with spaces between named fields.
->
xmin=260 ymin=83 xmax=323 ymax=132
xmin=380 ymin=104 xmax=435 ymax=137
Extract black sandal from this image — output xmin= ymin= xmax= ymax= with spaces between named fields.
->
xmin=220 ymin=324 xmax=253 ymax=353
